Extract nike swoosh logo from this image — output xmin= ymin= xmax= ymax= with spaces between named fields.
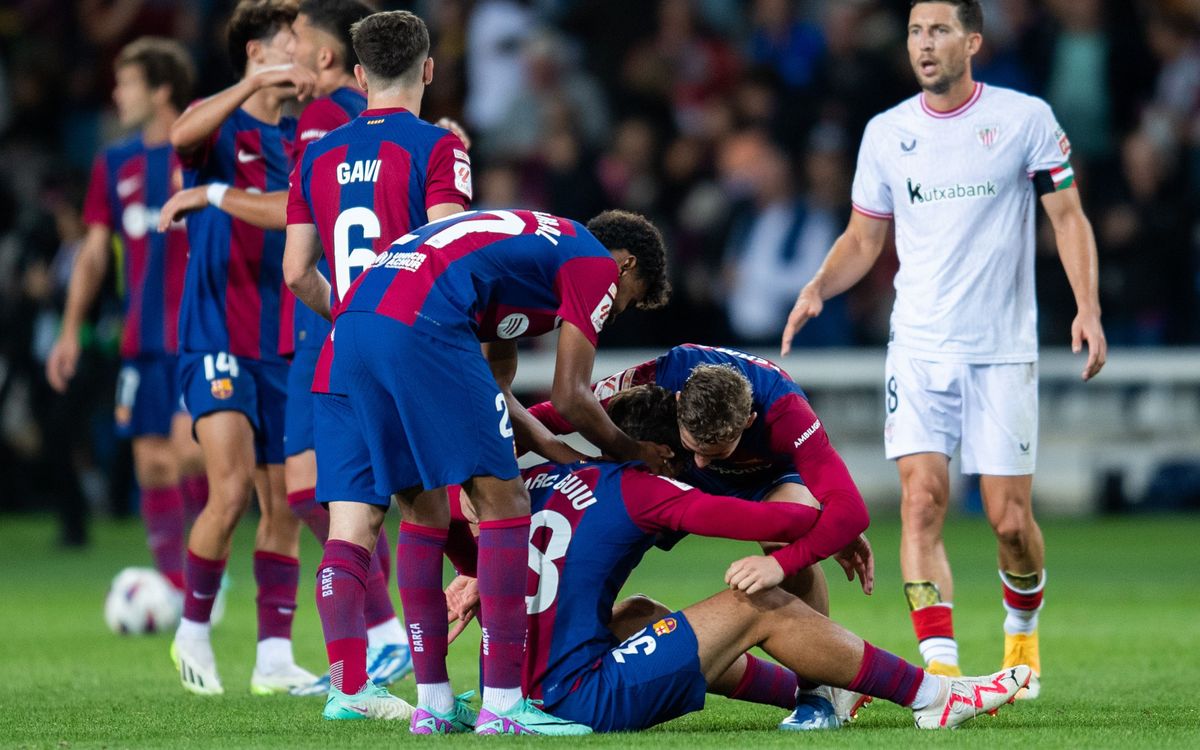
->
xmin=194 ymin=592 xmax=215 ymax=600
xmin=346 ymin=705 xmax=369 ymax=715
xmin=237 ymin=150 xmax=262 ymax=163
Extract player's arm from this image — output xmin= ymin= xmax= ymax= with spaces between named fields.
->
xmin=45 ymin=223 xmax=112 ymax=392
xmin=158 ymin=187 xmax=287 ymax=232
xmin=763 ymin=395 xmax=873 ymax=590
xmin=553 ymin=323 xmax=672 ymax=470
xmin=528 ymin=359 xmax=658 ymax=435
xmin=781 ymin=209 xmax=889 ymax=355
xmin=170 ymin=65 xmax=315 ymax=156
xmin=483 ymin=339 xmax=589 ymax=464
xmin=623 ymin=470 xmax=821 ymax=594
xmin=283 ymin=223 xmax=331 ymax=321
xmin=1041 ymin=186 xmax=1106 ymax=381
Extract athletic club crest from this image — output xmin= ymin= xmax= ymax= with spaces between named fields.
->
xmin=976 ymin=125 xmax=999 ymax=148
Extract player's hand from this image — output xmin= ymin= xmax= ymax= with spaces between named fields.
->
xmin=635 ymin=441 xmax=675 ymax=474
xmin=45 ymin=335 xmax=80 ymax=393
xmin=445 ymin=575 xmax=479 ymax=644
xmin=781 ymin=283 xmax=823 ymax=356
xmin=1071 ymin=308 xmax=1106 ymax=381
xmin=833 ymin=533 xmax=874 ymax=595
xmin=158 ymin=186 xmax=209 ymax=231
xmin=251 ymin=63 xmax=316 ymax=102
xmin=725 ymin=555 xmax=785 ymax=595
xmin=435 ymin=117 xmax=472 ymax=150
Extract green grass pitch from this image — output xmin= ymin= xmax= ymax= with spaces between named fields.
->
xmin=1 ymin=513 xmax=1198 ymax=748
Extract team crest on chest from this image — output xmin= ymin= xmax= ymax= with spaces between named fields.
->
xmin=976 ymin=125 xmax=1000 ymax=149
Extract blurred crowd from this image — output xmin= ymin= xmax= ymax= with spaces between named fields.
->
xmin=2 ymin=0 xmax=1200 ymax=525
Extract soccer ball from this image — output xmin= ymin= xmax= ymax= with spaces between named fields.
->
xmin=104 ymin=567 xmax=182 ymax=635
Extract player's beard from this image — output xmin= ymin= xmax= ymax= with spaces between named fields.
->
xmin=920 ymin=57 xmax=966 ymax=96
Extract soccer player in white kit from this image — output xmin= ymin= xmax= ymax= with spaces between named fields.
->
xmin=780 ymin=0 xmax=1107 ymax=699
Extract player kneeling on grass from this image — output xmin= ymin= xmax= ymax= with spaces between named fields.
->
xmin=450 ymin=385 xmax=1031 ymax=731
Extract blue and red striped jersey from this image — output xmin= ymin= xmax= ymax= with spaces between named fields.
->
xmin=82 ymin=136 xmax=188 ymax=358
xmin=285 ymin=103 xmax=469 ymax=364
xmin=338 ymin=210 xmax=618 ymax=350
xmin=529 ymin=343 xmax=871 ymax=571
xmin=278 ymin=86 xmax=368 ymax=358
xmin=518 ymin=460 xmax=818 ymax=703
xmin=177 ymin=107 xmax=295 ymax=362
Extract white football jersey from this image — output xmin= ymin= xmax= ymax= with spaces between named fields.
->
xmin=851 ymin=83 xmax=1074 ymax=363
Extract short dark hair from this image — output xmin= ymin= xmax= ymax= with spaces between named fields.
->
xmin=606 ymin=385 xmax=688 ymax=466
xmin=911 ymin=0 xmax=982 ymax=34
xmin=586 ymin=210 xmax=671 ymax=310
xmin=227 ymin=0 xmax=299 ymax=74
xmin=115 ymin=37 xmax=195 ymax=112
xmin=298 ymin=0 xmax=374 ymax=74
xmin=677 ymin=364 xmax=753 ymax=446
xmin=351 ymin=10 xmax=430 ymax=85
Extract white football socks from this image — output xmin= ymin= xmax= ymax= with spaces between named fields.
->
xmin=483 ymin=686 xmax=522 ymax=713
xmin=910 ymin=673 xmax=946 ymax=710
xmin=255 ymin=637 xmax=296 ymax=673
xmin=418 ymin=682 xmax=455 ymax=713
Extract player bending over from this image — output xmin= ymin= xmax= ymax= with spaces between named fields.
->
xmin=447 ymin=385 xmax=1030 ymax=732
xmin=529 ymin=343 xmax=873 ymax=726
xmin=313 ymin=208 xmax=671 ymax=731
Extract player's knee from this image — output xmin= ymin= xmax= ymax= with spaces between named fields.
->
xmin=991 ymin=508 xmax=1032 ymax=551
xmin=135 ymin=452 xmax=178 ymax=488
xmin=616 ymin=594 xmax=671 ymax=623
xmin=207 ymin=473 xmax=254 ymax=523
xmin=901 ymin=484 xmax=947 ymax=532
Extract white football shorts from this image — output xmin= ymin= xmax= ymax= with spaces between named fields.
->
xmin=883 ymin=346 xmax=1037 ymax=476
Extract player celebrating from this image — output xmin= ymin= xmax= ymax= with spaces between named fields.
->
xmin=46 ymin=38 xmax=206 ymax=595
xmin=780 ymin=0 xmax=1107 ymax=697
xmin=168 ymin=0 xmax=319 ymax=696
xmin=449 ymin=385 xmax=1031 ymax=732
xmin=313 ymin=208 xmax=670 ymax=731
xmin=283 ymin=9 xmax=473 ymax=699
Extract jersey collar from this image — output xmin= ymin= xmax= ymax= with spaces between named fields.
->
xmin=919 ymin=82 xmax=984 ymax=120
xmin=360 ymin=106 xmax=412 ymax=117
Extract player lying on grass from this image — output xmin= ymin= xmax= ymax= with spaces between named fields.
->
xmin=528 ymin=343 xmax=873 ymax=726
xmin=444 ymin=385 xmax=1031 ymax=733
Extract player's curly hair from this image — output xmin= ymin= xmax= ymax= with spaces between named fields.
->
xmin=677 ymin=364 xmax=753 ymax=446
xmin=606 ymin=385 xmax=689 ymax=469
xmin=115 ymin=38 xmax=195 ymax=113
xmin=586 ymin=210 xmax=671 ymax=310
xmin=351 ymin=11 xmax=430 ymax=86
xmin=227 ymin=0 xmax=299 ymax=74
xmin=299 ymin=0 xmax=374 ymax=74
xmin=911 ymin=0 xmax=982 ymax=33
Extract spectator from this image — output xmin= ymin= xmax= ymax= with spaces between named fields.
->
xmin=720 ymin=127 xmax=851 ymax=346
xmin=488 ymin=31 xmax=611 ymax=159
